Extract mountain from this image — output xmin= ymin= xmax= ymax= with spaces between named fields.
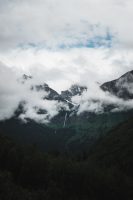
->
xmin=22 ymin=74 xmax=32 ymax=80
xmin=61 ymin=84 xmax=87 ymax=101
xmin=90 ymin=117 xmax=133 ymax=175
xmin=31 ymin=83 xmax=62 ymax=101
xmin=32 ymin=83 xmax=83 ymax=106
xmin=101 ymin=70 xmax=133 ymax=100
xmin=1 ymin=70 xmax=133 ymax=154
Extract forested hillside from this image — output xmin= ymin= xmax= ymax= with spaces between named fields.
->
xmin=0 ymin=118 xmax=133 ymax=200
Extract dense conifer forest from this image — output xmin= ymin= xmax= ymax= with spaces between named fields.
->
xmin=0 ymin=118 xmax=133 ymax=200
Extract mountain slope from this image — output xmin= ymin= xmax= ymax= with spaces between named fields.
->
xmin=1 ymin=110 xmax=133 ymax=154
xmin=101 ymin=70 xmax=133 ymax=99
xmin=1 ymin=118 xmax=133 ymax=200
xmin=61 ymin=84 xmax=87 ymax=101
xmin=32 ymin=83 xmax=61 ymax=100
xmin=90 ymin=118 xmax=133 ymax=173
xmin=0 ymin=117 xmax=77 ymax=152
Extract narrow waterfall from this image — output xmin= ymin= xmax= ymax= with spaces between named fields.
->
xmin=63 ymin=112 xmax=67 ymax=128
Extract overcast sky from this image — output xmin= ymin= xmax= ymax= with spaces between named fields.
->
xmin=0 ymin=0 xmax=133 ymax=91
xmin=0 ymin=0 xmax=133 ymax=121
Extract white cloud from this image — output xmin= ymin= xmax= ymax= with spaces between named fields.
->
xmin=72 ymin=83 xmax=133 ymax=114
xmin=0 ymin=62 xmax=69 ymax=122
xmin=1 ymin=47 xmax=133 ymax=92
xmin=0 ymin=0 xmax=133 ymax=92
xmin=0 ymin=0 xmax=133 ymax=50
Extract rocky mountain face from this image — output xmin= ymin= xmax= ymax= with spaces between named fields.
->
xmin=29 ymin=80 xmax=88 ymax=112
xmin=101 ymin=70 xmax=133 ymax=100
xmin=31 ymin=83 xmax=61 ymax=101
xmin=32 ymin=83 xmax=87 ymax=103
xmin=22 ymin=72 xmax=87 ymax=103
xmin=61 ymin=84 xmax=87 ymax=101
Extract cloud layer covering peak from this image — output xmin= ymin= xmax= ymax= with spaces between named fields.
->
xmin=0 ymin=0 xmax=133 ymax=122
xmin=0 ymin=62 xmax=133 ymax=124
xmin=0 ymin=63 xmax=69 ymax=123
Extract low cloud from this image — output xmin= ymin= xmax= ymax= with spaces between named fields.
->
xmin=0 ymin=61 xmax=133 ymax=124
xmin=0 ymin=63 xmax=69 ymax=123
xmin=72 ymin=82 xmax=133 ymax=114
xmin=1 ymin=47 xmax=133 ymax=92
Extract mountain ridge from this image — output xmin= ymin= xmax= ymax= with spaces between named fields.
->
xmin=101 ymin=70 xmax=133 ymax=100
xmin=1 ymin=70 xmax=133 ymax=154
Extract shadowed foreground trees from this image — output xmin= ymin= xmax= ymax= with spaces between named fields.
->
xmin=1 ymin=118 xmax=133 ymax=200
